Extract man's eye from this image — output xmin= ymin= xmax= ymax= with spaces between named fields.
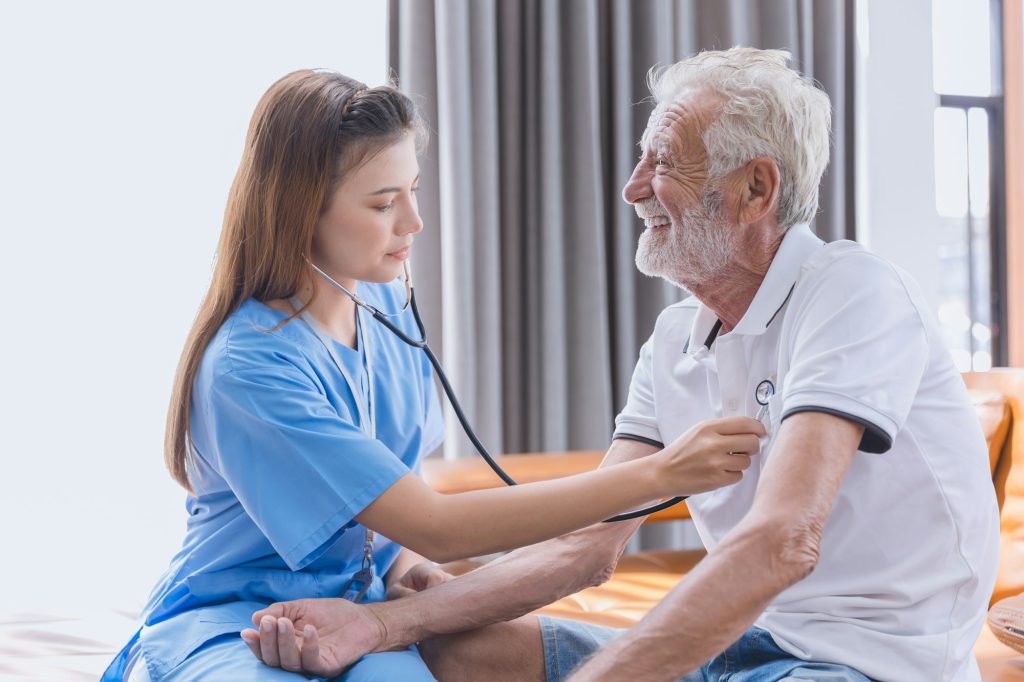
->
xmin=655 ymin=157 xmax=669 ymax=167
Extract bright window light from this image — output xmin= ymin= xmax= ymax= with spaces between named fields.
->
xmin=934 ymin=107 xmax=969 ymax=218
xmin=932 ymin=0 xmax=994 ymax=95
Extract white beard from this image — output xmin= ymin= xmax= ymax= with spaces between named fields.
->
xmin=635 ymin=192 xmax=734 ymax=290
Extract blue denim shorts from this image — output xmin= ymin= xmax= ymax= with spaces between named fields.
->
xmin=537 ymin=617 xmax=873 ymax=682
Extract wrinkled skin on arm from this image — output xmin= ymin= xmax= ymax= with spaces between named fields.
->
xmin=567 ymin=411 xmax=863 ymax=682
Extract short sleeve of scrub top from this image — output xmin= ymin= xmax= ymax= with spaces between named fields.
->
xmin=613 ymin=337 xmax=665 ymax=447
xmin=204 ymin=358 xmax=411 ymax=571
xmin=780 ymin=250 xmax=929 ymax=454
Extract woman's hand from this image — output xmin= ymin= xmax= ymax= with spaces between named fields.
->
xmin=241 ymin=599 xmax=386 ymax=677
xmin=386 ymin=561 xmax=453 ymax=600
xmin=654 ymin=417 xmax=765 ymax=497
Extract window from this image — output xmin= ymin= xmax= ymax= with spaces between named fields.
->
xmin=931 ymin=0 xmax=1007 ymax=370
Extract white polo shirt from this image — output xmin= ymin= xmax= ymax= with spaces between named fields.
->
xmin=615 ymin=224 xmax=1000 ymax=681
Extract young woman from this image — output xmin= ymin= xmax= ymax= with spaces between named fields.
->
xmin=102 ymin=70 xmax=761 ymax=681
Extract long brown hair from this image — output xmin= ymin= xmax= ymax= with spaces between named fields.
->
xmin=166 ymin=70 xmax=425 ymax=491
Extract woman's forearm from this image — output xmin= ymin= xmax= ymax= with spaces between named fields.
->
xmin=363 ymin=440 xmax=662 ymax=647
xmin=359 ymin=417 xmax=757 ymax=563
xmin=415 ymin=456 xmax=664 ymax=562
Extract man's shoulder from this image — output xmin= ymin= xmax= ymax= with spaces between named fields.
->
xmin=782 ymin=239 xmax=933 ymax=348
xmin=651 ymin=295 xmax=700 ymax=340
xmin=794 ymin=240 xmax=924 ymax=311
xmin=799 ymin=239 xmax=907 ymax=289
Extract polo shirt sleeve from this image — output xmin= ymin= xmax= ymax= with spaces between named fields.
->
xmin=780 ymin=252 xmax=928 ymax=454
xmin=203 ymin=361 xmax=411 ymax=570
xmin=613 ymin=338 xmax=664 ymax=448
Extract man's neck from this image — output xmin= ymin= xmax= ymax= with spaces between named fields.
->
xmin=690 ymin=225 xmax=784 ymax=334
xmin=690 ymin=267 xmax=763 ymax=334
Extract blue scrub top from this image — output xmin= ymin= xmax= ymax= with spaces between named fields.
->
xmin=103 ymin=281 xmax=444 ymax=681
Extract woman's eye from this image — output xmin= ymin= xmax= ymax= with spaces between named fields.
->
xmin=375 ymin=203 xmax=395 ymax=212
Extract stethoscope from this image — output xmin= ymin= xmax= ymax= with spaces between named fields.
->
xmin=755 ymin=379 xmax=774 ymax=424
xmin=307 ymin=260 xmax=685 ymax=523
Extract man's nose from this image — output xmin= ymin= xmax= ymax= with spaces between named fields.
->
xmin=622 ymin=162 xmax=653 ymax=205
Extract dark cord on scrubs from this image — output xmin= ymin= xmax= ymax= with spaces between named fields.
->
xmin=366 ymin=289 xmax=688 ymax=523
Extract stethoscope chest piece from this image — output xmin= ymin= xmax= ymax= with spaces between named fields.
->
xmin=755 ymin=379 xmax=775 ymax=406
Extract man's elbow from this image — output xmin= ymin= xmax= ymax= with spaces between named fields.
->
xmin=562 ymin=533 xmax=627 ymax=590
xmin=756 ymin=518 xmax=823 ymax=587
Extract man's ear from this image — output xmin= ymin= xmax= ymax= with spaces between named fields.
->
xmin=738 ymin=156 xmax=781 ymax=224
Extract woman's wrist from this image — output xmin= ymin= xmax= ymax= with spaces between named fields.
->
xmin=640 ymin=450 xmax=670 ymax=499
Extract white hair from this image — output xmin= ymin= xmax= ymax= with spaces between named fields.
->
xmin=648 ymin=47 xmax=832 ymax=230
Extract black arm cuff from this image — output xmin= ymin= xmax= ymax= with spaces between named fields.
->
xmin=781 ymin=406 xmax=892 ymax=454
xmin=612 ymin=433 xmax=665 ymax=449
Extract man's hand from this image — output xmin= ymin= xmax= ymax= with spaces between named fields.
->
xmin=240 ymin=598 xmax=386 ymax=677
xmin=386 ymin=561 xmax=453 ymax=600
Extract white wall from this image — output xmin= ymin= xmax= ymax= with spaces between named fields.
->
xmin=859 ymin=0 xmax=943 ymax=312
xmin=0 ymin=0 xmax=387 ymax=613
xmin=0 ymin=0 xmax=961 ymax=616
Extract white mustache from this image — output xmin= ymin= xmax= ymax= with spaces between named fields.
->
xmin=634 ymin=199 xmax=666 ymax=221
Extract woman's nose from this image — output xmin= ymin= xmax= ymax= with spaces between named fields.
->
xmin=399 ymin=195 xmax=424 ymax=235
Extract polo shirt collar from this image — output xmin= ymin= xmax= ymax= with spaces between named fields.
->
xmin=688 ymin=224 xmax=825 ymax=350
xmin=728 ymin=223 xmax=824 ymax=336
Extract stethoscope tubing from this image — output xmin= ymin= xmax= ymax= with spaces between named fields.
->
xmin=309 ymin=262 xmax=687 ymax=523
xmin=370 ymin=288 xmax=687 ymax=523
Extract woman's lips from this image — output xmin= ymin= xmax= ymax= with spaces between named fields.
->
xmin=387 ymin=246 xmax=411 ymax=260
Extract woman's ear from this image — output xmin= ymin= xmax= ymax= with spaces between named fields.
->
xmin=738 ymin=156 xmax=781 ymax=225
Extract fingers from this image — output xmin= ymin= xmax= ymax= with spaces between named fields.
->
xmin=722 ymin=434 xmax=762 ymax=455
xmin=387 ymin=584 xmax=416 ymax=600
xmin=252 ymin=602 xmax=286 ymax=627
xmin=259 ymin=616 xmax=281 ymax=668
xmin=240 ymin=629 xmax=262 ymax=662
xmin=723 ymin=453 xmax=752 ymax=473
xmin=713 ymin=416 xmax=767 ymax=437
xmin=276 ymin=618 xmax=302 ymax=672
xmin=425 ymin=569 xmax=450 ymax=589
xmin=301 ymin=625 xmax=322 ymax=674
xmin=409 ymin=563 xmax=439 ymax=590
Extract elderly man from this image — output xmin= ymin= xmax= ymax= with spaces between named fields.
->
xmin=245 ymin=48 xmax=999 ymax=681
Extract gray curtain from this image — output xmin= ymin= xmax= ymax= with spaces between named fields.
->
xmin=388 ymin=0 xmax=856 ymax=469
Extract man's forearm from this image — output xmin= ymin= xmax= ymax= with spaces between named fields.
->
xmin=366 ymin=439 xmax=660 ymax=649
xmin=569 ymin=412 xmax=861 ymax=681
xmin=566 ymin=520 xmax=807 ymax=680
xmin=369 ymin=517 xmax=642 ymax=650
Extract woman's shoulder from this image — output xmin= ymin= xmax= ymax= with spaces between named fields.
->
xmin=202 ymin=298 xmax=314 ymax=379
